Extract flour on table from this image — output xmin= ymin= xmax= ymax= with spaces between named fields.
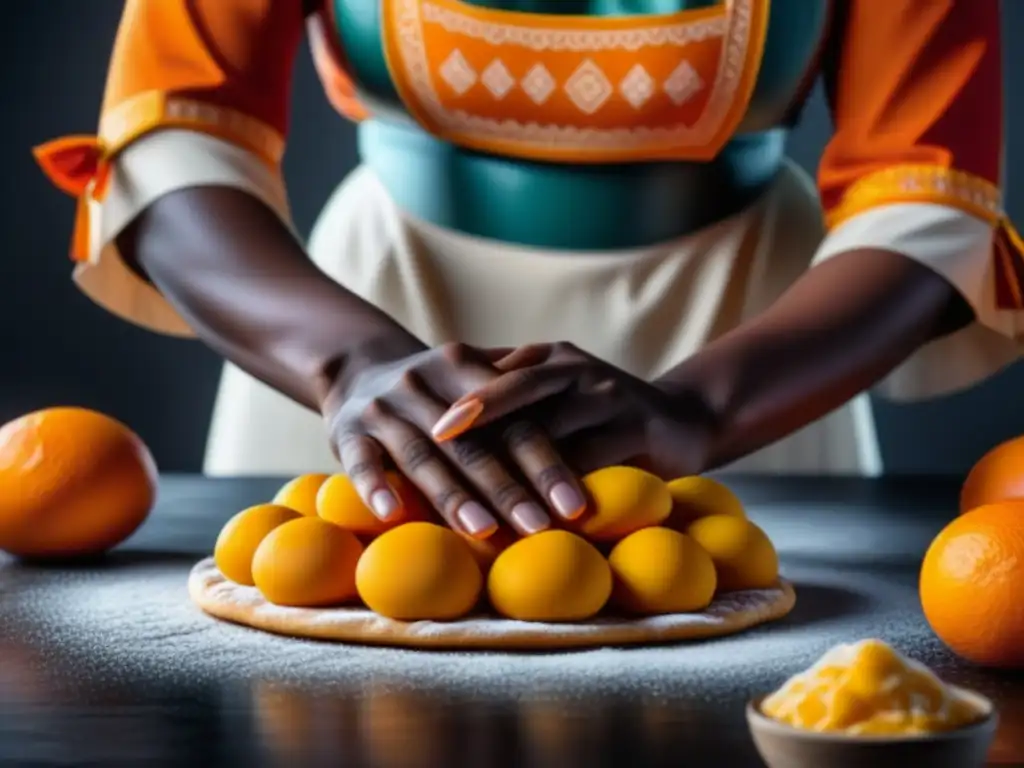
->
xmin=0 ymin=550 xmax=941 ymax=701
xmin=191 ymin=558 xmax=790 ymax=643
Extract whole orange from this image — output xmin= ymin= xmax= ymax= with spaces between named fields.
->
xmin=0 ymin=407 xmax=157 ymax=558
xmin=960 ymin=436 xmax=1024 ymax=513
xmin=920 ymin=501 xmax=1024 ymax=668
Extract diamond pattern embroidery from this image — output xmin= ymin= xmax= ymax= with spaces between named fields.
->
xmin=481 ymin=59 xmax=515 ymax=100
xmin=663 ymin=61 xmax=703 ymax=106
xmin=565 ymin=60 xmax=612 ymax=115
xmin=620 ymin=64 xmax=655 ymax=109
xmin=439 ymin=50 xmax=477 ymax=95
xmin=521 ymin=64 xmax=556 ymax=105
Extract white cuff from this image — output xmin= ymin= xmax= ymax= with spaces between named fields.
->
xmin=73 ymin=129 xmax=293 ymax=337
xmin=814 ymin=203 xmax=1024 ymax=401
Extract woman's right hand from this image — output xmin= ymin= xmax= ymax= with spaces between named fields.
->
xmin=321 ymin=340 xmax=589 ymax=539
xmin=113 ymin=181 xmax=584 ymax=538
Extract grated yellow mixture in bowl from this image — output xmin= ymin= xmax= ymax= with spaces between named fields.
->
xmin=762 ymin=639 xmax=984 ymax=736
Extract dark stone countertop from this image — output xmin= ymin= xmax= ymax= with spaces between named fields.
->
xmin=0 ymin=475 xmax=1021 ymax=768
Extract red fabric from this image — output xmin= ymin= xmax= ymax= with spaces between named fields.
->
xmin=818 ymin=0 xmax=1003 ymax=213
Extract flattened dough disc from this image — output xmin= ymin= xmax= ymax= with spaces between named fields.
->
xmin=189 ymin=557 xmax=796 ymax=651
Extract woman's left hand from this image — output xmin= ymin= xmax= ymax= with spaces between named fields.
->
xmin=430 ymin=342 xmax=719 ymax=478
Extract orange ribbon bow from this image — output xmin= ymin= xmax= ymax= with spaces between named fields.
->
xmin=33 ymin=135 xmax=111 ymax=263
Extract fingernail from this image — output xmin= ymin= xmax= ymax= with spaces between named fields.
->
xmin=510 ymin=502 xmax=550 ymax=535
xmin=550 ymin=483 xmax=587 ymax=520
xmin=370 ymin=489 xmax=401 ymax=521
xmin=431 ymin=399 xmax=484 ymax=442
xmin=456 ymin=501 xmax=498 ymax=538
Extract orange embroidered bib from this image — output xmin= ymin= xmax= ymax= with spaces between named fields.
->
xmin=382 ymin=0 xmax=770 ymax=163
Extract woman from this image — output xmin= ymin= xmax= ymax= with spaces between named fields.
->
xmin=36 ymin=0 xmax=1023 ymax=539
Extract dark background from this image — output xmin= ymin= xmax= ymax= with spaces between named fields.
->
xmin=4 ymin=2 xmax=1023 ymax=475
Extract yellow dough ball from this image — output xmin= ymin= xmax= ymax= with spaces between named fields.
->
xmin=574 ymin=466 xmax=673 ymax=542
xmin=252 ymin=517 xmax=364 ymax=607
xmin=608 ymin=527 xmax=717 ymax=615
xmin=686 ymin=514 xmax=779 ymax=592
xmin=272 ymin=473 xmax=330 ymax=516
xmin=665 ymin=476 xmax=746 ymax=529
xmin=488 ymin=530 xmax=612 ymax=621
xmin=316 ymin=472 xmax=427 ymax=536
xmin=214 ymin=504 xmax=302 ymax=586
xmin=356 ymin=522 xmax=482 ymax=620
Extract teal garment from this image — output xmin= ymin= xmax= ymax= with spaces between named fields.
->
xmin=332 ymin=0 xmax=831 ymax=250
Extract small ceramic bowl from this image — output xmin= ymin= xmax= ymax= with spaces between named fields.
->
xmin=746 ymin=687 xmax=996 ymax=768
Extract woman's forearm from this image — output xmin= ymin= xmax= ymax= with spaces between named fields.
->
xmin=116 ymin=186 xmax=422 ymax=411
xmin=660 ymin=248 xmax=974 ymax=470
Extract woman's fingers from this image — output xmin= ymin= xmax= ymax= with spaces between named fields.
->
xmin=432 ymin=362 xmax=585 ymax=439
xmin=395 ymin=381 xmax=553 ymax=535
xmin=443 ymin=430 xmax=553 ymax=534
xmin=488 ymin=344 xmax=553 ymax=371
xmin=532 ymin=390 xmax=627 ymax=441
xmin=364 ymin=402 xmax=500 ymax=539
xmin=335 ymin=430 xmax=402 ymax=521
xmin=481 ymin=346 xmax=518 ymax=364
xmin=502 ymin=421 xmax=588 ymax=520
xmin=430 ymin=343 xmax=636 ymax=441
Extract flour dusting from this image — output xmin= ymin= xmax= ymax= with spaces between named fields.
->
xmin=191 ymin=558 xmax=790 ymax=645
xmin=0 ymin=551 xmax=943 ymax=701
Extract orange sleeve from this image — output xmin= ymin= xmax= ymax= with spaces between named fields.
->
xmin=34 ymin=0 xmax=306 ymax=260
xmin=818 ymin=0 xmax=1024 ymax=309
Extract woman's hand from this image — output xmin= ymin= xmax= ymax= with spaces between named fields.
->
xmin=430 ymin=343 xmax=721 ymax=479
xmin=321 ymin=341 xmax=589 ymax=539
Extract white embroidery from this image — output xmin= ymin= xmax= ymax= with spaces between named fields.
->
xmin=664 ymin=61 xmax=704 ymax=106
xmin=421 ymin=1 xmax=726 ymax=52
xmin=521 ymin=64 xmax=556 ymax=105
xmin=390 ymin=0 xmax=760 ymax=157
xmin=841 ymin=167 xmax=1002 ymax=219
xmin=620 ymin=64 xmax=655 ymax=110
xmin=99 ymin=95 xmax=283 ymax=162
xmin=481 ymin=59 xmax=516 ymax=100
xmin=564 ymin=60 xmax=612 ymax=115
xmin=439 ymin=49 xmax=477 ymax=95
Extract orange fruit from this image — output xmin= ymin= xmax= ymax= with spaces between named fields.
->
xmin=316 ymin=472 xmax=428 ymax=536
xmin=920 ymin=501 xmax=1024 ymax=667
xmin=252 ymin=517 xmax=364 ymax=607
xmin=214 ymin=504 xmax=302 ymax=586
xmin=0 ymin=407 xmax=158 ymax=558
xmin=271 ymin=473 xmax=329 ymax=516
xmin=961 ymin=437 xmax=1024 ymax=513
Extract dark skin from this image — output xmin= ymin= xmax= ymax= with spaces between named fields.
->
xmin=118 ymin=184 xmax=972 ymax=539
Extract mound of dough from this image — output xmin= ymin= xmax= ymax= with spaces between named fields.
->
xmin=573 ymin=466 xmax=673 ymax=541
xmin=488 ymin=530 xmax=612 ymax=622
xmin=608 ymin=527 xmax=717 ymax=615
xmin=194 ymin=468 xmax=795 ymax=648
xmin=189 ymin=557 xmax=796 ymax=650
xmin=252 ymin=517 xmax=363 ymax=607
xmin=356 ymin=522 xmax=482 ymax=621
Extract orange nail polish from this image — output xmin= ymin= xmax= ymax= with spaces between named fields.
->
xmin=432 ymin=399 xmax=484 ymax=441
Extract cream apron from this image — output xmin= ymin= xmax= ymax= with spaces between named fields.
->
xmin=203 ymin=161 xmax=882 ymax=476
